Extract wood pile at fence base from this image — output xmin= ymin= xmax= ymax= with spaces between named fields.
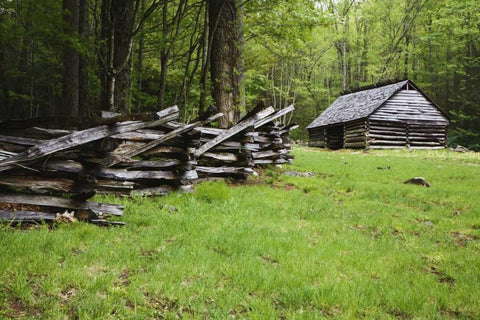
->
xmin=0 ymin=104 xmax=296 ymax=225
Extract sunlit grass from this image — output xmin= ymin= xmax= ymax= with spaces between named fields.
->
xmin=1 ymin=147 xmax=479 ymax=318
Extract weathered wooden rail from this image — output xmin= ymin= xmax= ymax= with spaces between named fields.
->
xmin=0 ymin=105 xmax=295 ymax=225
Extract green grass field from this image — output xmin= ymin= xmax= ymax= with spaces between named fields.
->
xmin=1 ymin=147 xmax=479 ymax=319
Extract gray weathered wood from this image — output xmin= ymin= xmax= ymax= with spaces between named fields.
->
xmin=0 ymin=210 xmax=57 ymax=222
xmin=0 ymin=194 xmax=124 ymax=216
xmin=254 ymin=105 xmax=295 ymax=129
xmin=104 ymin=112 xmax=222 ymax=167
xmin=0 ymin=106 xmax=180 ymax=172
xmin=194 ymin=107 xmax=275 ymax=157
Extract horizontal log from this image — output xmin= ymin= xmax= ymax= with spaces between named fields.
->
xmin=0 ymin=106 xmax=180 ymax=172
xmin=368 ymin=140 xmax=406 ymax=145
xmin=117 ymin=159 xmax=184 ymax=169
xmin=409 ymin=141 xmax=444 ymax=146
xmin=0 ymin=209 xmax=57 ymax=222
xmin=202 ymin=152 xmax=238 ymax=161
xmin=0 ymin=194 xmax=124 ymax=216
xmin=309 ymin=141 xmax=326 ymax=147
xmin=111 ymin=129 xmax=166 ymax=140
xmin=408 ymin=146 xmax=445 ymax=150
xmin=0 ymin=150 xmax=17 ymax=161
xmin=368 ymin=134 xmax=406 ymax=141
xmin=252 ymin=150 xmax=286 ymax=159
xmin=196 ymin=166 xmax=255 ymax=175
xmin=41 ymin=159 xmax=194 ymax=181
xmin=344 ymin=136 xmax=366 ymax=143
xmin=0 ymin=175 xmax=76 ymax=193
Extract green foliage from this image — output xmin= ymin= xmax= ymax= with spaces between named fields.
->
xmin=448 ymin=128 xmax=480 ymax=151
xmin=1 ymin=0 xmax=479 ymax=147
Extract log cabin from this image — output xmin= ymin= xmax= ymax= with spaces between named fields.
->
xmin=307 ymin=80 xmax=450 ymax=149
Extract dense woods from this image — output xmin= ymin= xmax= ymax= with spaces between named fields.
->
xmin=0 ymin=0 xmax=479 ymax=148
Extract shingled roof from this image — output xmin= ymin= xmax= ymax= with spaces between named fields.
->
xmin=307 ymin=80 xmax=409 ymax=129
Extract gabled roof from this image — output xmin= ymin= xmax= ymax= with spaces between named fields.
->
xmin=307 ymin=80 xmax=409 ymax=129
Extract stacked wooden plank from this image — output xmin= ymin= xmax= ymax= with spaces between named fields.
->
xmin=194 ymin=105 xmax=296 ymax=180
xmin=0 ymin=104 xmax=296 ymax=224
xmin=406 ymin=123 xmax=447 ymax=149
xmin=0 ymin=106 xmax=221 ymax=224
xmin=367 ymin=119 xmax=408 ymax=149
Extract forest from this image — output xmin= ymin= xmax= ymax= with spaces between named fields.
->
xmin=0 ymin=0 xmax=479 ymax=149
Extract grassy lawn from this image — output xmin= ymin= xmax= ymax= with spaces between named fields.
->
xmin=1 ymin=147 xmax=479 ymax=319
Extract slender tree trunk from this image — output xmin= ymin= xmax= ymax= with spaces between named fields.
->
xmin=62 ymin=0 xmax=80 ymax=117
xmin=0 ymin=49 xmax=6 ymax=119
xmin=135 ymin=0 xmax=145 ymax=112
xmin=232 ymin=0 xmax=245 ymax=121
xmin=112 ymin=0 xmax=134 ymax=113
xmin=199 ymin=1 xmax=210 ymax=115
xmin=361 ymin=23 xmax=368 ymax=82
xmin=79 ymin=0 xmax=89 ymax=117
xmin=157 ymin=0 xmax=169 ymax=110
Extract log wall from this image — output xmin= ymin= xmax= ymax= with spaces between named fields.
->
xmin=308 ymin=128 xmax=326 ymax=148
xmin=344 ymin=120 xmax=368 ymax=149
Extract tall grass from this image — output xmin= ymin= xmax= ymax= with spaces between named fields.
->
xmin=1 ymin=147 xmax=479 ymax=318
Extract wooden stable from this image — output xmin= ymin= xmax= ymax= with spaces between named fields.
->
xmin=307 ymin=80 xmax=450 ymax=149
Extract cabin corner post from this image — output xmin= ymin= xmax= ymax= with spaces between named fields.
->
xmin=324 ymin=128 xmax=327 ymax=148
xmin=406 ymin=123 xmax=410 ymax=148
xmin=365 ymin=119 xmax=370 ymax=150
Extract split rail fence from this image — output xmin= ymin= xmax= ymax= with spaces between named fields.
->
xmin=0 ymin=105 xmax=295 ymax=225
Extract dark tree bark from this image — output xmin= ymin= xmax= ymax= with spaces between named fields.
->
xmin=208 ymin=0 xmax=244 ymax=128
xmin=79 ymin=0 xmax=89 ymax=117
xmin=112 ymin=0 xmax=135 ymax=113
xmin=62 ymin=0 xmax=80 ymax=117
xmin=99 ymin=0 xmax=162 ymax=113
xmin=199 ymin=1 xmax=210 ymax=115
xmin=157 ymin=0 xmax=187 ymax=110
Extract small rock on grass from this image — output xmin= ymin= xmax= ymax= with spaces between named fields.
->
xmin=404 ymin=177 xmax=430 ymax=187
xmin=283 ymin=170 xmax=316 ymax=178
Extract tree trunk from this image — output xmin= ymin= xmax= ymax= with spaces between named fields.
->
xmin=112 ymin=0 xmax=134 ymax=113
xmin=62 ymin=0 xmax=80 ymax=117
xmin=157 ymin=0 xmax=169 ymax=110
xmin=209 ymin=0 xmax=242 ymax=128
xmin=232 ymin=0 xmax=245 ymax=121
xmin=79 ymin=0 xmax=89 ymax=117
xmin=199 ymin=2 xmax=210 ymax=115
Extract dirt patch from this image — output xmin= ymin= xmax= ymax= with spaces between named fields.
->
xmin=260 ymin=254 xmax=280 ymax=266
xmin=424 ymin=266 xmax=455 ymax=285
xmin=59 ymin=287 xmax=78 ymax=306
xmin=144 ymin=292 xmax=194 ymax=318
xmin=387 ymin=308 xmax=412 ymax=319
xmin=450 ymin=231 xmax=478 ymax=247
